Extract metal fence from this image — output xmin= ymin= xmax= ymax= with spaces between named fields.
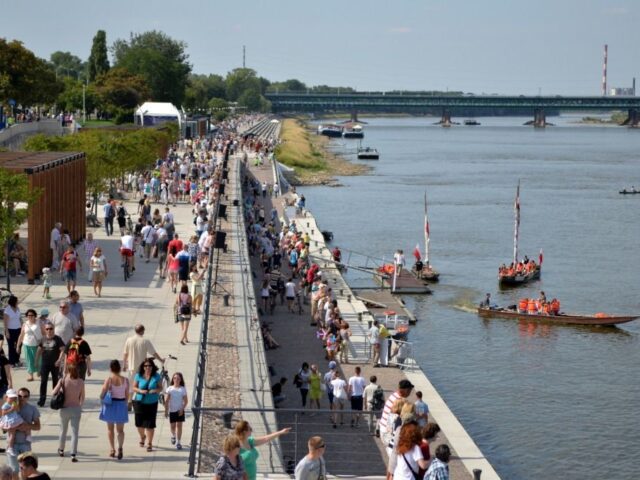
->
xmin=193 ymin=406 xmax=386 ymax=477
xmin=187 ymin=160 xmax=224 ymax=477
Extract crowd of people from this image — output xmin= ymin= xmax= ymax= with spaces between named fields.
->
xmin=1 ymin=126 xmax=251 ymax=478
xmin=498 ymin=256 xmax=539 ymax=278
xmin=4 ymin=116 xmax=459 ymax=479
xmin=225 ymin=151 xmax=454 ymax=480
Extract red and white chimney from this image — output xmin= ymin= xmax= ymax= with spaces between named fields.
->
xmin=602 ymin=44 xmax=608 ymax=96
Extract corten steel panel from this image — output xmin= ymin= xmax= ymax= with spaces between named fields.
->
xmin=0 ymin=152 xmax=86 ymax=282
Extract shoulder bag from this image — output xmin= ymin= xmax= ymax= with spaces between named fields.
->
xmin=102 ymin=378 xmax=113 ymax=405
xmin=402 ymin=453 xmax=424 ymax=480
xmin=50 ymin=381 xmax=65 ymax=410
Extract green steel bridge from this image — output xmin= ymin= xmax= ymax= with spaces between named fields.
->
xmin=265 ymin=92 xmax=640 ymax=127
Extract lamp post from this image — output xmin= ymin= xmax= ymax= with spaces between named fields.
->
xmin=82 ymin=83 xmax=86 ymax=124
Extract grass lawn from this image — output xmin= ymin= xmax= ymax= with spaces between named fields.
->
xmin=275 ymin=118 xmax=369 ymax=185
xmin=275 ymin=118 xmax=327 ymax=171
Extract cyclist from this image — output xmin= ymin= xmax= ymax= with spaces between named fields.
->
xmin=120 ymin=230 xmax=135 ymax=274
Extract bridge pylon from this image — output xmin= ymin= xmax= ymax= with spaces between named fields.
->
xmin=622 ymin=108 xmax=639 ymax=127
xmin=440 ymin=109 xmax=452 ymax=127
xmin=533 ymin=108 xmax=546 ymax=128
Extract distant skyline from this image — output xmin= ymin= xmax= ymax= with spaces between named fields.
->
xmin=3 ymin=0 xmax=639 ymax=96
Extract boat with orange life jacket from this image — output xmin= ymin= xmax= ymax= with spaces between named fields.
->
xmin=477 ymin=303 xmax=638 ymax=326
xmin=498 ymin=182 xmax=542 ymax=287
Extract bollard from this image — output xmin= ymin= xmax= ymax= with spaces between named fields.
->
xmin=347 ymin=295 xmax=352 ymax=303
xmin=311 ymin=229 xmax=314 ymax=235
xmin=223 ymin=294 xmax=230 ymax=306
xmin=358 ymin=312 xmax=363 ymax=322
xmin=307 ymin=222 xmax=310 ymax=228
xmin=367 ymin=320 xmax=373 ymax=329
xmin=473 ymin=469 xmax=482 ymax=480
xmin=339 ymin=289 xmax=344 ymax=296
xmin=222 ymin=411 xmax=233 ymax=429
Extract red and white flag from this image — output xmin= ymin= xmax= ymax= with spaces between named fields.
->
xmin=413 ymin=243 xmax=422 ymax=261
xmin=539 ymin=249 xmax=543 ymax=265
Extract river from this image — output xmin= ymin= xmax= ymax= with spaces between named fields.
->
xmin=302 ymin=115 xmax=640 ymax=480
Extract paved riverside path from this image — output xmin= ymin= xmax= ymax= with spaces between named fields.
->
xmin=244 ymin=157 xmax=478 ymax=479
xmin=9 ymin=196 xmax=203 ymax=479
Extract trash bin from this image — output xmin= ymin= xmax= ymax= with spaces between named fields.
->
xmin=222 ymin=411 xmax=233 ymax=429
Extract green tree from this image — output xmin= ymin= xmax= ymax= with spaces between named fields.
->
xmin=24 ymin=127 xmax=176 ymax=199
xmin=50 ymin=51 xmax=85 ymax=81
xmin=0 ymin=39 xmax=62 ymax=106
xmin=112 ymin=30 xmax=191 ymax=106
xmin=237 ymin=89 xmax=264 ymax=112
xmin=94 ymin=67 xmax=150 ymax=123
xmin=56 ymin=78 xmax=97 ymax=114
xmin=184 ymin=74 xmax=226 ymax=112
xmin=87 ymin=30 xmax=110 ymax=82
xmin=225 ymin=68 xmax=262 ymax=101
xmin=267 ymin=79 xmax=307 ymax=92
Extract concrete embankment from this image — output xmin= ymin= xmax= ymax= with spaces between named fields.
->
xmin=244 ymin=154 xmax=500 ymax=479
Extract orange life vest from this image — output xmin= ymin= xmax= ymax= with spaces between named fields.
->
xmin=527 ymin=299 xmax=537 ymax=313
xmin=519 ymin=298 xmax=529 ymax=311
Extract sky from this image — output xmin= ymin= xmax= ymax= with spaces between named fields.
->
xmin=3 ymin=0 xmax=639 ymax=96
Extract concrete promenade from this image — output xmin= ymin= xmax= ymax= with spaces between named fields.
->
xmin=8 ymin=194 xmax=203 ymax=478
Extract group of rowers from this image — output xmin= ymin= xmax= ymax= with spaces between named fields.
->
xmin=481 ymin=291 xmax=561 ymax=316
xmin=518 ymin=291 xmax=561 ymax=315
xmin=498 ymin=256 xmax=539 ymax=278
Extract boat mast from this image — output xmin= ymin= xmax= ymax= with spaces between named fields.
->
xmin=424 ymin=192 xmax=430 ymax=267
xmin=513 ymin=181 xmax=520 ymax=265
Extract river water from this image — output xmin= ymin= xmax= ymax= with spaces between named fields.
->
xmin=302 ymin=115 xmax=640 ymax=480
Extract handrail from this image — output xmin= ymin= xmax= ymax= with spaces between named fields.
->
xmin=187 ymin=157 xmax=223 ymax=477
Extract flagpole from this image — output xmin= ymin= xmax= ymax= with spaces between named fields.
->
xmin=513 ymin=181 xmax=520 ymax=265
xmin=424 ymin=192 xmax=430 ymax=268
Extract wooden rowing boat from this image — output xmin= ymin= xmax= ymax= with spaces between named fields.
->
xmin=498 ymin=182 xmax=542 ymax=287
xmin=477 ymin=306 xmax=638 ymax=326
xmin=499 ymin=265 xmax=540 ymax=287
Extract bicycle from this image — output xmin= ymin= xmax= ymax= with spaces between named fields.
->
xmin=159 ymin=354 xmax=178 ymax=406
xmin=0 ymin=287 xmax=13 ymax=312
xmin=120 ymin=249 xmax=133 ymax=282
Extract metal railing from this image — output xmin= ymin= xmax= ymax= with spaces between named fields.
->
xmin=193 ymin=406 xmax=385 ymax=477
xmin=187 ymin=158 xmax=224 ymax=477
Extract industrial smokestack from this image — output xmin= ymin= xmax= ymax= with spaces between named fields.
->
xmin=602 ymin=44 xmax=608 ymax=96
xmin=633 ymin=77 xmax=636 ymax=96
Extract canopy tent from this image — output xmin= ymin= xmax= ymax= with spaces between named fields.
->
xmin=134 ymin=102 xmax=183 ymax=129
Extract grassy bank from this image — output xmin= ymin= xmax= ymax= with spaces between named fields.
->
xmin=275 ymin=118 xmax=369 ymax=185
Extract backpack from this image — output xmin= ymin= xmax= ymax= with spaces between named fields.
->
xmin=66 ymin=339 xmax=85 ymax=365
xmin=371 ymin=386 xmax=385 ymax=411
xmin=117 ymin=206 xmax=126 ymax=219
xmin=107 ymin=204 xmax=115 ymax=218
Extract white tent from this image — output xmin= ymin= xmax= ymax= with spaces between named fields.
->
xmin=134 ymin=102 xmax=182 ymax=129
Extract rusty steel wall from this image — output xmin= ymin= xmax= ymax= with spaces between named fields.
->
xmin=26 ymin=156 xmax=86 ymax=281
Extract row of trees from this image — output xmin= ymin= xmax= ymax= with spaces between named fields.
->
xmin=23 ymin=123 xmax=178 ymax=197
xmin=2 ymin=29 xmax=364 ymax=125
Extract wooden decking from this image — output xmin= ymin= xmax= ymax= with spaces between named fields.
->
xmin=374 ymin=268 xmax=431 ymax=294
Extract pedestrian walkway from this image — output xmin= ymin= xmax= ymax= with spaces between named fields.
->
xmin=8 ymin=194 xmax=203 ymax=479
xmin=244 ymin=156 xmax=478 ymax=479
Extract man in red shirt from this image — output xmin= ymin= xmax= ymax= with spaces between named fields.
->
xmin=60 ymin=245 xmax=82 ymax=294
xmin=168 ymin=234 xmax=183 ymax=257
